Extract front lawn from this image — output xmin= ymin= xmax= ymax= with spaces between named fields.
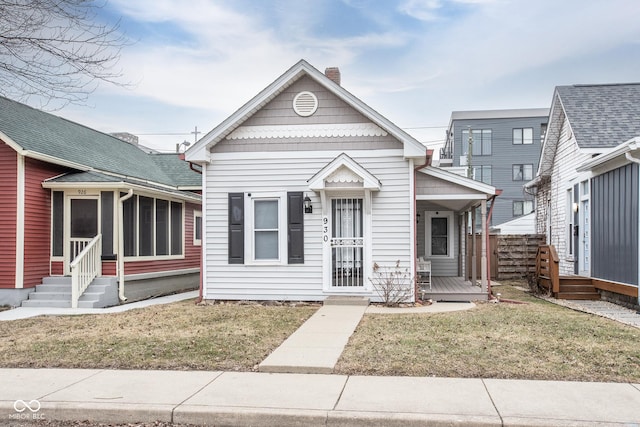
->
xmin=0 ymin=300 xmax=317 ymax=371
xmin=335 ymin=284 xmax=640 ymax=382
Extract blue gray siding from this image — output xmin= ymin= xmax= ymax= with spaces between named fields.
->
xmin=591 ymin=163 xmax=639 ymax=286
xmin=449 ymin=116 xmax=547 ymax=226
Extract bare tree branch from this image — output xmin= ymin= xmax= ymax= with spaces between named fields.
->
xmin=0 ymin=0 xmax=131 ymax=109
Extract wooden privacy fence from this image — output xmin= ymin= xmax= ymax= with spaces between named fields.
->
xmin=467 ymin=234 xmax=545 ymax=280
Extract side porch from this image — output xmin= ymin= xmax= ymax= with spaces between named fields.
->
xmin=415 ymin=167 xmax=500 ymax=302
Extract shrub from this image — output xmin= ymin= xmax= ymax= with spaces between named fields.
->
xmin=369 ymin=261 xmax=414 ymax=306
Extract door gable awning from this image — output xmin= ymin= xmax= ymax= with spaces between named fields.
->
xmin=308 ymin=153 xmax=381 ymax=191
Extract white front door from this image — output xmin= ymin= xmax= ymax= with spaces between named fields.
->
xmin=330 ymin=198 xmax=364 ymax=288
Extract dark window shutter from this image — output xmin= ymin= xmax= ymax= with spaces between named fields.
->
xmin=228 ymin=193 xmax=244 ymax=264
xmin=287 ymin=192 xmax=304 ymax=264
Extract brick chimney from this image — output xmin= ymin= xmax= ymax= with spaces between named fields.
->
xmin=324 ymin=67 xmax=341 ymax=86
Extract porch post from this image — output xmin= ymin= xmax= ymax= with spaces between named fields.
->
xmin=471 ymin=207 xmax=477 ymax=286
xmin=480 ymin=200 xmax=487 ymax=293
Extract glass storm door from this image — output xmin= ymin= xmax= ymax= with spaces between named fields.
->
xmin=66 ymin=198 xmax=99 ymax=273
xmin=331 ymin=198 xmax=364 ymax=288
xmin=579 ymin=199 xmax=590 ymax=275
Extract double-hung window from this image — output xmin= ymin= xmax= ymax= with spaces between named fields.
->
xmin=512 ymin=164 xmax=533 ymax=181
xmin=513 ymin=128 xmax=533 ymax=145
xmin=253 ymin=198 xmax=281 ymax=261
xmin=228 ymin=192 xmax=304 ymax=265
xmin=425 ymin=211 xmax=454 ymax=258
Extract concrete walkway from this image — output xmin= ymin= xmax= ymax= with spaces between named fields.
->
xmin=259 ymin=304 xmax=368 ymax=374
xmin=1 ymin=368 xmax=639 ymax=426
xmin=258 ymin=300 xmax=476 ymax=374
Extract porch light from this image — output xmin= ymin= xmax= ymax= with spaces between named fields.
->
xmin=304 ymin=195 xmax=312 ymax=214
xmin=416 ymin=213 xmax=421 ymax=223
xmin=572 ymin=202 xmax=579 ymax=213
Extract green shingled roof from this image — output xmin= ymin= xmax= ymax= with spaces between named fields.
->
xmin=0 ymin=96 xmax=201 ymax=188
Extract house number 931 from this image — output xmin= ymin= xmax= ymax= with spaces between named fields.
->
xmin=323 ymin=217 xmax=329 ymax=242
xmin=77 ymin=189 xmax=87 ymax=195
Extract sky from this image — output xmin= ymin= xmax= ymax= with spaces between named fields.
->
xmin=56 ymin=0 xmax=640 ymax=154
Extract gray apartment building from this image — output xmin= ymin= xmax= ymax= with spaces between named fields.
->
xmin=440 ymin=108 xmax=549 ymax=229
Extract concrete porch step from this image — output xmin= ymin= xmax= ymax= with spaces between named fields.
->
xmin=323 ymin=296 xmax=370 ymax=306
xmin=22 ymin=277 xmax=118 ymax=309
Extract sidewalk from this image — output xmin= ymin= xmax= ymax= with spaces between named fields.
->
xmin=1 ymin=368 xmax=639 ymax=426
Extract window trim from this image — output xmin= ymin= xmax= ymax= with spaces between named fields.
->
xmin=472 ymin=165 xmax=492 ymax=185
xmin=425 ymin=211 xmax=455 ymax=259
xmin=245 ymin=192 xmax=287 ymax=265
xmin=193 ymin=210 xmax=202 ymax=246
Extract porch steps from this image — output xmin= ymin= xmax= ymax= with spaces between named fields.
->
xmin=323 ymin=296 xmax=370 ymax=306
xmin=557 ymin=276 xmax=600 ymax=300
xmin=22 ymin=277 xmax=118 ymax=308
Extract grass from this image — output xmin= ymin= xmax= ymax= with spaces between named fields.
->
xmin=335 ymin=283 xmax=640 ymax=382
xmin=0 ymin=300 xmax=317 ymax=371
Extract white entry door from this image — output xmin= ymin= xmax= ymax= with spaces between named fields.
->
xmin=330 ymin=198 xmax=364 ymax=288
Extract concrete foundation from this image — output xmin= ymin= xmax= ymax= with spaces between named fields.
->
xmin=122 ymin=270 xmax=199 ymax=303
xmin=0 ymin=288 xmax=34 ymax=307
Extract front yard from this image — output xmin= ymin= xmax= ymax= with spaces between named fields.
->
xmin=1 ymin=284 xmax=639 ymax=382
xmin=0 ymin=301 xmax=317 ymax=371
xmin=336 ymin=284 xmax=640 ymax=382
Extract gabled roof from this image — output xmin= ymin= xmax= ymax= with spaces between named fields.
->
xmin=556 ymin=83 xmax=640 ymax=149
xmin=186 ymin=59 xmax=427 ymax=162
xmin=0 ymin=96 xmax=201 ymax=189
xmin=536 ymin=83 xmax=640 ymax=178
xmin=308 ymin=153 xmax=381 ymax=191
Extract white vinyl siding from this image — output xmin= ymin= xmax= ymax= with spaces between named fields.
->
xmin=546 ymin=119 xmax=593 ymax=275
xmin=203 ymin=149 xmax=411 ymax=301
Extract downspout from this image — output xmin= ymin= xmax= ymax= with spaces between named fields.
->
xmin=485 ymin=191 xmax=501 ymax=298
xmin=413 ymin=150 xmax=433 ymax=301
xmin=118 ymin=189 xmax=134 ymax=301
xmin=180 ymin=153 xmax=204 ymax=303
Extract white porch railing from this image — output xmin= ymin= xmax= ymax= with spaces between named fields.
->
xmin=70 ymin=234 xmax=102 ymax=308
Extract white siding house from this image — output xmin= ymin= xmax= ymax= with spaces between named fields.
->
xmin=527 ymin=83 xmax=640 ymax=308
xmin=187 ymin=60 xmax=498 ymax=302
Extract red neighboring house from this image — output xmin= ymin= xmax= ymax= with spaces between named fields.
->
xmin=0 ymin=96 xmax=202 ymax=308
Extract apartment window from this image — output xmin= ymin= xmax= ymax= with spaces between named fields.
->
xmin=462 ymin=129 xmax=492 ymax=156
xmin=472 ymin=165 xmax=492 ymax=185
xmin=512 ymin=164 xmax=533 ymax=181
xmin=513 ymin=200 xmax=534 ymax=217
xmin=123 ymin=195 xmax=183 ymax=258
xmin=513 ymin=128 xmax=533 ymax=145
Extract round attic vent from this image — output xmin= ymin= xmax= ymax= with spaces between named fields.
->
xmin=293 ymin=91 xmax=318 ymax=117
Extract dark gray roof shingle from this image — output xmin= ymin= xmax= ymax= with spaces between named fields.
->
xmin=557 ymin=83 xmax=640 ymax=149
xmin=0 ymin=96 xmax=201 ymax=188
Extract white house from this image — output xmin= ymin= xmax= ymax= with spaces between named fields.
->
xmin=527 ymin=83 xmax=640 ymax=307
xmin=186 ymin=60 xmax=498 ymax=302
